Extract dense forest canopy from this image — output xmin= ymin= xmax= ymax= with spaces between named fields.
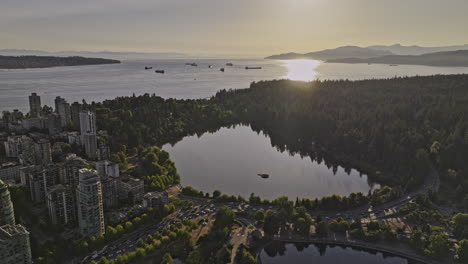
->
xmin=0 ymin=55 xmax=120 ymax=69
xmin=94 ymin=74 xmax=468 ymax=206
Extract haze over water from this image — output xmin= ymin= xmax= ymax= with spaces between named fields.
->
xmin=2 ymin=59 xmax=468 ymax=112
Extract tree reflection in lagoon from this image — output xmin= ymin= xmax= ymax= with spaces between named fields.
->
xmin=260 ymin=242 xmax=415 ymax=264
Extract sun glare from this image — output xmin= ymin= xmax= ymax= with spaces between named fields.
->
xmin=284 ymin=59 xmax=321 ymax=81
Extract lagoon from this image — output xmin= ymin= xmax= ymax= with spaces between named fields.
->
xmin=163 ymin=125 xmax=379 ymax=200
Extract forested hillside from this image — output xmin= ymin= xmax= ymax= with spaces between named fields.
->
xmin=94 ymin=74 xmax=468 ymax=206
xmin=0 ymin=55 xmax=120 ymax=69
xmin=214 ymin=75 xmax=468 ymax=201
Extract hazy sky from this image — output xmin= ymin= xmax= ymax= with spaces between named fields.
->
xmin=2 ymin=0 xmax=468 ymax=57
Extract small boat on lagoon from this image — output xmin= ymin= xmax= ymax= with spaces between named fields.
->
xmin=258 ymin=173 xmax=269 ymax=179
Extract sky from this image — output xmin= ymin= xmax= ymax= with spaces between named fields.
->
xmin=1 ymin=0 xmax=468 ymax=57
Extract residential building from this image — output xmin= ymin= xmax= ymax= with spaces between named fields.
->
xmin=79 ymin=110 xmax=98 ymax=159
xmin=21 ymin=117 xmax=44 ymax=130
xmin=96 ymin=160 xmax=120 ymax=179
xmin=4 ymin=135 xmax=22 ymax=158
xmin=2 ymin=110 xmax=24 ymax=129
xmin=0 ymin=162 xmax=21 ymax=183
xmin=0 ymin=224 xmax=32 ymax=264
xmin=46 ymin=184 xmax=76 ymax=226
xmin=63 ymin=131 xmax=81 ymax=145
xmin=97 ymin=144 xmax=111 ymax=161
xmin=28 ymin=168 xmax=55 ymax=204
xmin=28 ymin=92 xmax=41 ymax=118
xmin=83 ymin=133 xmax=98 ymax=160
xmin=101 ymin=177 xmax=119 ymax=209
xmin=70 ymin=102 xmax=82 ymax=131
xmin=4 ymin=135 xmax=35 ymax=165
xmin=33 ymin=138 xmax=52 ymax=165
xmin=19 ymin=165 xmax=41 ymax=186
xmin=76 ymin=169 xmax=105 ymax=237
xmin=117 ymin=175 xmax=144 ymax=204
xmin=46 ymin=113 xmax=62 ymax=135
xmin=55 ymin=96 xmax=72 ymax=127
xmin=79 ymin=111 xmax=96 ymax=135
xmin=143 ymin=191 xmax=169 ymax=209
xmin=61 ymin=154 xmax=85 ymax=189
xmin=0 ymin=179 xmax=15 ymax=226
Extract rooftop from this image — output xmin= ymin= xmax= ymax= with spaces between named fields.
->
xmin=144 ymin=191 xmax=167 ymax=199
xmin=0 ymin=224 xmax=29 ymax=239
xmin=0 ymin=161 xmax=19 ymax=169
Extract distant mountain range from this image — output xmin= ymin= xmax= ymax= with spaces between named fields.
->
xmin=266 ymin=44 xmax=468 ymax=67
xmin=368 ymin=44 xmax=468 ymax=55
xmin=266 ymin=46 xmax=392 ymax=60
xmin=0 ymin=49 xmax=187 ymax=60
xmin=327 ymin=50 xmax=468 ymax=67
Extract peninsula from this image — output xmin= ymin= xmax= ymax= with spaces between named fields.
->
xmin=0 ymin=55 xmax=120 ymax=69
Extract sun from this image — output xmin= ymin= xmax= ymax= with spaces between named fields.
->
xmin=284 ymin=59 xmax=321 ymax=81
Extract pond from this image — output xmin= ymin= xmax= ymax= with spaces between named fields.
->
xmin=260 ymin=243 xmax=418 ymax=264
xmin=163 ymin=125 xmax=379 ymax=200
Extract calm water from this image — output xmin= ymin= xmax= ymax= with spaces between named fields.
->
xmin=163 ymin=125 xmax=379 ymax=200
xmin=2 ymin=58 xmax=468 ymax=112
xmin=260 ymin=243 xmax=412 ymax=264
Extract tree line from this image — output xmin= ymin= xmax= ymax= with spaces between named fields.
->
xmin=95 ymin=74 xmax=468 ymax=207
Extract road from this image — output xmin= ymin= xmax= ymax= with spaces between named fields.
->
xmin=80 ymin=203 xmax=218 ymax=263
xmin=79 ymin=166 xmax=441 ymax=263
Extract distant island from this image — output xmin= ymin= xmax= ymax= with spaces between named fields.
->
xmin=0 ymin=49 xmax=187 ymax=60
xmin=327 ymin=50 xmax=468 ymax=67
xmin=0 ymin=55 xmax=120 ymax=69
xmin=265 ymin=46 xmax=392 ymax=60
xmin=266 ymin=44 xmax=468 ymax=67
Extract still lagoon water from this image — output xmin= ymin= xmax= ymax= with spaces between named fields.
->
xmin=163 ymin=125 xmax=379 ymax=200
xmin=260 ymin=243 xmax=415 ymax=264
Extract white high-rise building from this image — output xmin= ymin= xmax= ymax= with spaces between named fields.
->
xmin=76 ymin=169 xmax=105 ymax=237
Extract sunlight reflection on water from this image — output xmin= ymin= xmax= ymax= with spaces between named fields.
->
xmin=284 ymin=59 xmax=321 ymax=81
